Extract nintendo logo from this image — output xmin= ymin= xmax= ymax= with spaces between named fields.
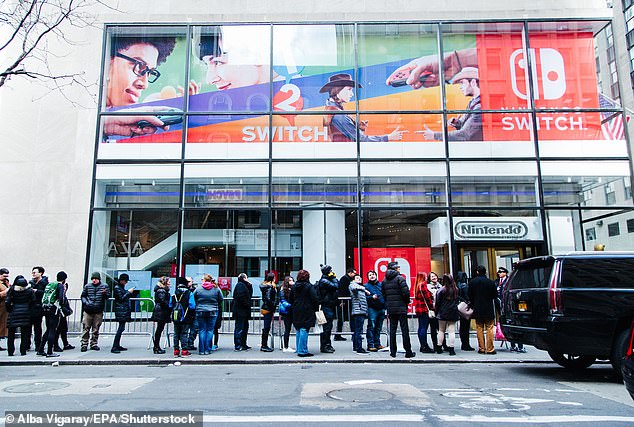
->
xmin=375 ymin=257 xmax=411 ymax=287
xmin=455 ymin=221 xmax=529 ymax=240
xmin=510 ymin=48 xmax=566 ymax=100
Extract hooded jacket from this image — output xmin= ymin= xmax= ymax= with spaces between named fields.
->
xmin=289 ymin=280 xmax=319 ymax=330
xmin=317 ymin=275 xmax=339 ymax=308
xmin=349 ymin=282 xmax=368 ymax=316
xmin=382 ymin=269 xmax=410 ymax=315
xmin=172 ymin=284 xmax=196 ymax=323
xmin=259 ymin=282 xmax=277 ymax=313
xmin=232 ymin=277 xmax=253 ymax=319
xmin=151 ymin=284 xmax=171 ymax=323
xmin=113 ymin=282 xmax=132 ymax=322
xmin=194 ymin=282 xmax=223 ymax=313
xmin=6 ymin=282 xmax=35 ymax=328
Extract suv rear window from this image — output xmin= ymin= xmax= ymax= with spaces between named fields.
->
xmin=508 ymin=259 xmax=554 ymax=289
xmin=560 ymin=258 xmax=634 ymax=289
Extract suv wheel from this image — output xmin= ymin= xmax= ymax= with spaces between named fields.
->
xmin=610 ymin=329 xmax=630 ymax=381
xmin=548 ymin=351 xmax=595 ymax=370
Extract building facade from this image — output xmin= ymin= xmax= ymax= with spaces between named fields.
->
xmin=1 ymin=1 xmax=632 ymax=297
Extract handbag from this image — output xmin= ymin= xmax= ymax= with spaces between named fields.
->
xmin=495 ymin=321 xmax=506 ymax=341
xmin=457 ymin=301 xmax=473 ymax=320
xmin=315 ymin=305 xmax=327 ymax=325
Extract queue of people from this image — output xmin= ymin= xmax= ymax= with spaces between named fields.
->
xmin=1 ymin=263 xmax=515 ymax=358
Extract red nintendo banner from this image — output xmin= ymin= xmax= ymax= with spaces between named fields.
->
xmin=354 ymin=247 xmax=431 ymax=290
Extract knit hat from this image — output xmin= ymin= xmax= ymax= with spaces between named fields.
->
xmin=387 ymin=261 xmax=399 ymax=270
xmin=176 ymin=276 xmax=189 ymax=286
xmin=90 ymin=272 xmax=101 ymax=280
xmin=118 ymin=273 xmax=130 ymax=282
xmin=320 ymin=264 xmax=332 ymax=275
xmin=14 ymin=275 xmax=28 ymax=287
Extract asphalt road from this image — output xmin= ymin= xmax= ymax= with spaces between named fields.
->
xmin=1 ymin=362 xmax=634 ymax=426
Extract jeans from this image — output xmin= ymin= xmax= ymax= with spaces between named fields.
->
xmin=197 ymin=311 xmax=217 ymax=354
xmin=296 ymin=327 xmax=309 ymax=355
xmin=366 ymin=307 xmax=385 ymax=349
xmin=352 ymin=314 xmax=366 ymax=351
xmin=187 ymin=317 xmax=199 ymax=348
xmin=281 ymin=314 xmax=293 ymax=348
xmin=234 ymin=317 xmax=249 ymax=349
xmin=428 ymin=317 xmax=439 ymax=347
xmin=173 ymin=323 xmax=191 ymax=351
xmin=113 ymin=321 xmax=126 ymax=349
xmin=388 ymin=313 xmax=412 ymax=356
xmin=320 ymin=306 xmax=335 ymax=349
xmin=416 ymin=314 xmax=430 ymax=348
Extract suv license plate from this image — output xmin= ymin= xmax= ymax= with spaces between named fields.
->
xmin=518 ymin=301 xmax=528 ymax=312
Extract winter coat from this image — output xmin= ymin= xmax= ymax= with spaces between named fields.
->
xmin=435 ymin=287 xmax=460 ymax=321
xmin=317 ymin=275 xmax=339 ymax=309
xmin=289 ymin=280 xmax=319 ymax=330
xmin=382 ymin=269 xmax=410 ymax=315
xmin=194 ymin=283 xmax=223 ymax=313
xmin=468 ymin=275 xmax=498 ymax=321
xmin=6 ymin=284 xmax=36 ymax=328
xmin=232 ymin=278 xmax=253 ymax=319
xmin=81 ymin=280 xmax=110 ymax=314
xmin=0 ymin=278 xmax=9 ymax=336
xmin=279 ymin=286 xmax=292 ymax=317
xmin=349 ymin=282 xmax=368 ymax=316
xmin=337 ymin=274 xmax=352 ymax=298
xmin=413 ymin=284 xmax=435 ymax=315
xmin=427 ymin=281 xmax=442 ymax=305
xmin=457 ymin=281 xmax=469 ymax=303
xmin=113 ymin=283 xmax=132 ymax=322
xmin=259 ymin=282 xmax=277 ymax=313
xmin=151 ymin=284 xmax=171 ymax=323
xmin=364 ymin=280 xmax=385 ymax=311
xmin=29 ymin=276 xmax=48 ymax=317
xmin=172 ymin=285 xmax=196 ymax=324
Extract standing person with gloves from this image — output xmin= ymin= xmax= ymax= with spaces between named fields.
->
xmin=111 ymin=273 xmax=134 ymax=354
xmin=259 ymin=273 xmax=277 ymax=352
xmin=382 ymin=262 xmax=415 ymax=358
xmin=317 ymin=264 xmax=339 ymax=353
xmin=150 ymin=276 xmax=171 ymax=354
xmin=364 ymin=270 xmax=385 ymax=352
xmin=233 ymin=273 xmax=253 ymax=351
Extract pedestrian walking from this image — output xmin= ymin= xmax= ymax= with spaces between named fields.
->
xmin=259 ymin=272 xmax=277 ymax=352
xmin=435 ymin=274 xmax=459 ymax=356
xmin=364 ymin=270 xmax=385 ymax=352
xmin=317 ymin=264 xmax=338 ymax=353
xmin=111 ymin=273 xmax=134 ymax=353
xmin=233 ymin=273 xmax=253 ymax=351
xmin=469 ymin=265 xmax=498 ymax=355
xmin=5 ymin=276 xmax=35 ymax=356
xmin=289 ymin=269 xmax=319 ymax=357
xmin=279 ymin=275 xmax=294 ymax=352
xmin=349 ymin=274 xmax=370 ymax=355
xmin=80 ymin=272 xmax=110 ymax=352
xmin=194 ymin=274 xmax=223 ymax=355
xmin=383 ymin=262 xmax=415 ymax=358
xmin=413 ymin=272 xmax=435 ymax=353
xmin=151 ymin=276 xmax=171 ymax=354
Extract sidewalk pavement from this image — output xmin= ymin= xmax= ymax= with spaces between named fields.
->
xmin=0 ymin=333 xmax=556 ymax=366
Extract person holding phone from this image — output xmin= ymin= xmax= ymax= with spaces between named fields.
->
xmin=111 ymin=273 xmax=134 ymax=353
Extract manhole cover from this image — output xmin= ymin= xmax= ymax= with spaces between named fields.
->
xmin=326 ymin=388 xmax=394 ymax=403
xmin=4 ymin=381 xmax=70 ymax=393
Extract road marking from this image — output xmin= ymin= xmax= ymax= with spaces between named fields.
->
xmin=344 ymin=380 xmax=383 ymax=385
xmin=559 ymin=381 xmax=634 ymax=408
xmin=434 ymin=415 xmax=634 ymax=423
xmin=557 ymin=401 xmax=583 ymax=406
xmin=199 ymin=414 xmax=425 ymax=423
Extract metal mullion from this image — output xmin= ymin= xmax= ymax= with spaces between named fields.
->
xmin=268 ymin=23 xmax=274 ymax=272
xmin=354 ymin=22 xmax=363 ymax=273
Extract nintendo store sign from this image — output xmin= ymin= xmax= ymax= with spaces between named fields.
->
xmin=454 ymin=217 xmax=542 ymax=241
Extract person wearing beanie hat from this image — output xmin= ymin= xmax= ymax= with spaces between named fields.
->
xmin=382 ymin=262 xmax=416 ymax=358
xmin=317 ymin=264 xmax=339 ymax=353
xmin=54 ymin=272 xmax=75 ymax=352
xmin=111 ymin=273 xmax=135 ymax=353
xmin=80 ymin=271 xmax=110 ymax=352
xmin=38 ymin=271 xmax=67 ymax=358
xmin=6 ymin=276 xmax=35 ymax=356
xmin=335 ymin=267 xmax=357 ymax=342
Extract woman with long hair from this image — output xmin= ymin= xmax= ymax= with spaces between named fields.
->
xmin=427 ymin=271 xmax=442 ymax=351
xmin=259 ymin=272 xmax=277 ymax=352
xmin=151 ymin=276 xmax=171 ymax=354
xmin=289 ymin=269 xmax=319 ymax=357
xmin=413 ymin=272 xmax=435 ymax=353
xmin=279 ymin=276 xmax=295 ymax=352
xmin=435 ymin=274 xmax=460 ymax=355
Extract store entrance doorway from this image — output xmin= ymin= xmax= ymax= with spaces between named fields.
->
xmin=459 ymin=245 xmax=540 ymax=279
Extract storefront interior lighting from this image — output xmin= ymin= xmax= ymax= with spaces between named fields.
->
xmin=121 ymin=180 xmax=125 ymax=186
xmin=239 ymin=179 xmax=243 ymax=184
xmin=387 ymin=177 xmax=391 ymax=184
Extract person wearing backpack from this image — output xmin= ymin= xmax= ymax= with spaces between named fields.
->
xmin=37 ymin=271 xmax=67 ymax=357
xmin=111 ymin=273 xmax=134 ymax=354
xmin=172 ymin=276 xmax=195 ymax=357
xmin=194 ymin=274 xmax=223 ymax=355
xmin=5 ymin=276 xmax=35 ymax=356
xmin=54 ymin=278 xmax=74 ymax=352
xmin=279 ymin=276 xmax=294 ymax=352
xmin=80 ymin=272 xmax=111 ymax=352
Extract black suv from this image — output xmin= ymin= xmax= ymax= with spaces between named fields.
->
xmin=501 ymin=252 xmax=634 ymax=377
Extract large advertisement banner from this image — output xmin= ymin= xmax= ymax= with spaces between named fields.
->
xmin=354 ymin=247 xmax=431 ymax=289
xmin=101 ymin=27 xmax=615 ymax=147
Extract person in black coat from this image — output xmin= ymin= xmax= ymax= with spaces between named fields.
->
xmin=80 ymin=272 xmax=111 ymax=352
xmin=456 ymin=271 xmax=474 ymax=351
xmin=382 ymin=262 xmax=415 ymax=358
xmin=28 ymin=266 xmax=48 ymax=354
xmin=335 ymin=267 xmax=357 ymax=341
xmin=468 ymin=265 xmax=498 ymax=354
xmin=232 ymin=273 xmax=253 ymax=351
xmin=111 ymin=274 xmax=134 ymax=353
xmin=151 ymin=276 xmax=171 ymax=354
xmin=317 ymin=264 xmax=339 ymax=353
xmin=289 ymin=269 xmax=319 ymax=357
xmin=5 ymin=276 xmax=35 ymax=356
xmin=38 ymin=271 xmax=67 ymax=357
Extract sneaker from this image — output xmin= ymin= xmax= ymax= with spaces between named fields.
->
xmin=210 ymin=345 xmax=218 ymax=351
xmin=174 ymin=349 xmax=180 ymax=357
xmin=234 ymin=347 xmax=244 ymax=352
xmin=260 ymin=346 xmax=274 ymax=352
xmin=80 ymin=346 xmax=88 ymax=352
xmin=181 ymin=350 xmax=191 ymax=357
xmin=282 ymin=347 xmax=294 ymax=353
xmin=243 ymin=345 xmax=252 ymax=350
xmin=510 ymin=347 xmax=518 ymax=352
xmin=355 ymin=349 xmax=369 ymax=355
xmin=368 ymin=347 xmax=378 ymax=352
xmin=63 ymin=344 xmax=75 ymax=350
xmin=90 ymin=345 xmax=100 ymax=351
xmin=46 ymin=353 xmax=60 ymax=358
xmin=320 ymin=347 xmax=335 ymax=354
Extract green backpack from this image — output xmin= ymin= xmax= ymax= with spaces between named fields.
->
xmin=41 ymin=281 xmax=60 ymax=309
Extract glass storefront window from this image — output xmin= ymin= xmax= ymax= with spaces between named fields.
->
xmin=184 ymin=163 xmax=268 ymax=207
xmin=189 ymin=25 xmax=271 ymax=113
xmin=271 ymin=176 xmax=357 ymax=207
xmin=358 ymin=24 xmax=440 ymax=111
xmin=271 ymin=210 xmax=303 ymax=278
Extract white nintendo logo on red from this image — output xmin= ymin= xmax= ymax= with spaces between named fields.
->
xmin=510 ymin=48 xmax=566 ymax=100
xmin=374 ymin=257 xmax=411 ymax=287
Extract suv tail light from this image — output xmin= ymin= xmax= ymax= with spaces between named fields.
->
xmin=627 ymin=321 xmax=634 ymax=358
xmin=549 ymin=260 xmax=563 ymax=315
